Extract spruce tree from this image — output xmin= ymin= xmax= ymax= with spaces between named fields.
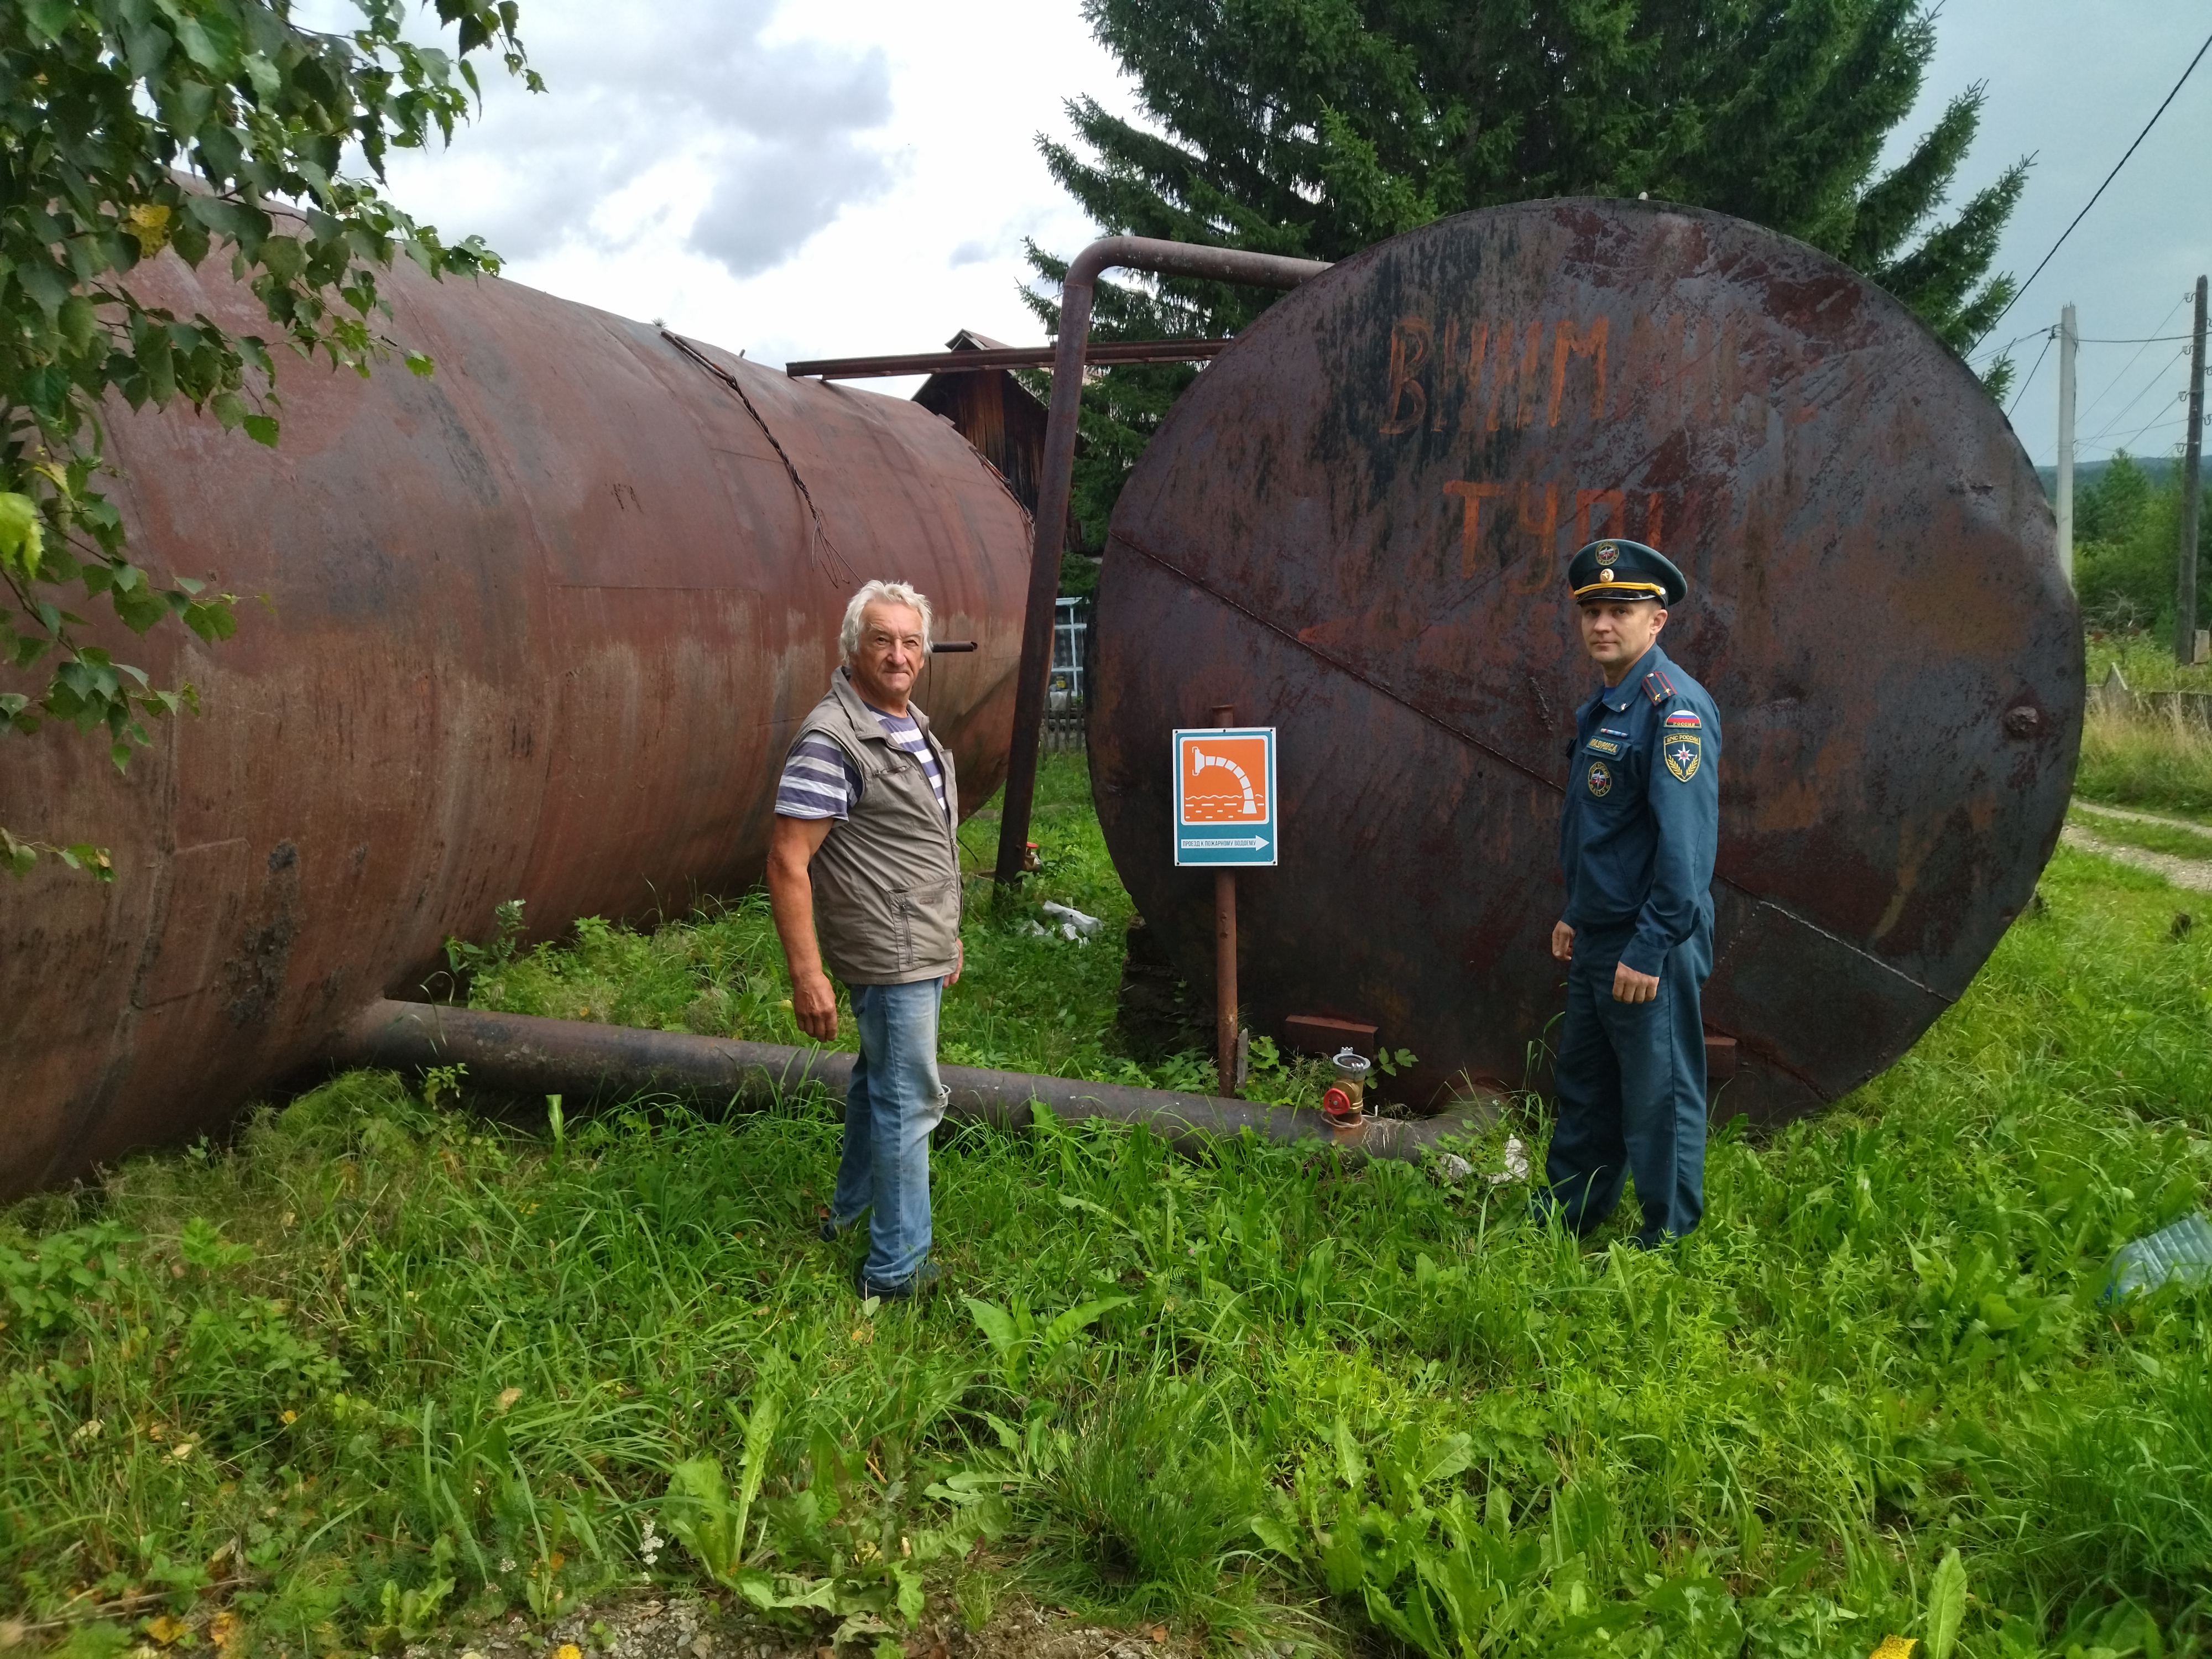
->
xmin=1029 ymin=0 xmax=2028 ymax=530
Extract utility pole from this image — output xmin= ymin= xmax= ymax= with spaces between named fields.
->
xmin=2056 ymin=304 xmax=2076 ymax=585
xmin=2179 ymin=276 xmax=2208 ymax=667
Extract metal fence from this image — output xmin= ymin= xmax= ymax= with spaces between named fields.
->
xmin=1041 ymin=596 xmax=1092 ymax=753
xmin=2096 ymin=664 xmax=2212 ymax=727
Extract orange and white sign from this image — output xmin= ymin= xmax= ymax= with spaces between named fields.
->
xmin=1172 ymin=727 xmax=1277 ymax=865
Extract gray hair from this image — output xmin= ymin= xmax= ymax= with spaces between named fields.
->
xmin=839 ymin=580 xmax=934 ymax=662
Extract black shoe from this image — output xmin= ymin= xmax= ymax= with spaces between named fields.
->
xmin=854 ymin=1260 xmax=943 ymax=1300
xmin=819 ymin=1213 xmax=859 ymax=1243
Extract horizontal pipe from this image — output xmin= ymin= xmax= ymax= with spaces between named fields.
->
xmin=326 ymin=999 xmax=1493 ymax=1166
xmin=787 ymin=338 xmax=1235 ymax=380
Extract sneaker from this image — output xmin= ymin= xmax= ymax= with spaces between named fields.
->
xmin=854 ymin=1260 xmax=943 ymax=1300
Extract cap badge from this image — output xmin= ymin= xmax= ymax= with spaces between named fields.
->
xmin=1599 ymin=569 xmax=1615 ymax=582
xmin=1595 ymin=542 xmax=1619 ymax=565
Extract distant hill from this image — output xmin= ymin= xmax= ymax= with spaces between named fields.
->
xmin=2036 ymin=455 xmax=2190 ymax=501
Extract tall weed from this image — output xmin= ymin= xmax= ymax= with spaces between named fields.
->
xmin=2076 ymin=702 xmax=2212 ymax=819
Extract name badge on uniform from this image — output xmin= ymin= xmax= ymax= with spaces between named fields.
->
xmin=1662 ymin=709 xmax=1702 ymax=781
xmin=1584 ymin=737 xmax=1622 ymax=757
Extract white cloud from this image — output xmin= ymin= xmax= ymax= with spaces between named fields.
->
xmin=369 ymin=0 xmax=1139 ymax=372
xmin=379 ymin=0 xmax=902 ymax=276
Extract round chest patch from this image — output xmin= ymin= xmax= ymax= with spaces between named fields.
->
xmin=1587 ymin=760 xmax=1613 ymax=797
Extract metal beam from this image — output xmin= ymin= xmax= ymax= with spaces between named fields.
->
xmin=788 ymin=337 xmax=1236 ymax=379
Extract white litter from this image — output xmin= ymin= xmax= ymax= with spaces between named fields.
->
xmin=1490 ymin=1136 xmax=1531 ymax=1185
xmin=1041 ymin=901 xmax=1103 ymax=937
xmin=1434 ymin=1153 xmax=1474 ymax=1184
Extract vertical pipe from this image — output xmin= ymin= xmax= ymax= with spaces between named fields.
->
xmin=2056 ymin=304 xmax=2076 ymax=587
xmin=2180 ymin=278 xmax=2208 ymax=666
xmin=992 ymin=238 xmax=1331 ymax=885
xmin=993 ymin=272 xmax=1094 ymax=884
xmin=1212 ymin=701 xmax=1238 ymax=1093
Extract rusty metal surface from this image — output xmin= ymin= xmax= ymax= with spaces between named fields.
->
xmin=1091 ymin=199 xmax=2082 ymax=1125
xmin=331 ymin=999 xmax=1494 ymax=1164
xmin=789 ymin=338 xmax=1237 ymax=379
xmin=0 ymin=245 xmax=1032 ymax=1200
xmin=994 ymin=237 xmax=1335 ymax=885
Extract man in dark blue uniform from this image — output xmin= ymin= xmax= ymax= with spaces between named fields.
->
xmin=1541 ymin=537 xmax=1721 ymax=1247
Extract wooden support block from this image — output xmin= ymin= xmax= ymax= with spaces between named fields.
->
xmin=1284 ymin=1013 xmax=1379 ymax=1057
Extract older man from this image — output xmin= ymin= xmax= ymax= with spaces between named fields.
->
xmin=767 ymin=580 xmax=963 ymax=1299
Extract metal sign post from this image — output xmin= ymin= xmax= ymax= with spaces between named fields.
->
xmin=1173 ymin=710 xmax=1278 ymax=1092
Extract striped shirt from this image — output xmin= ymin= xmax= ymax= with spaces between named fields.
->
xmin=775 ymin=704 xmax=947 ymax=822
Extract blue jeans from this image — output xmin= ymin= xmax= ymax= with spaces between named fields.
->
xmin=1542 ymin=926 xmax=1709 ymax=1246
xmin=830 ymin=977 xmax=948 ymax=1287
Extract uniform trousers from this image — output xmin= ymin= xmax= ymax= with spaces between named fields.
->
xmin=1542 ymin=925 xmax=1710 ymax=1246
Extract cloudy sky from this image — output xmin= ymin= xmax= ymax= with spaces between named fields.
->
xmin=374 ymin=0 xmax=2211 ymax=469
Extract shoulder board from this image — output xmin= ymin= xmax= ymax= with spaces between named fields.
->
xmin=1642 ymin=670 xmax=1676 ymax=705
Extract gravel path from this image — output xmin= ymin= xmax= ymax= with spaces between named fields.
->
xmin=395 ymin=1595 xmax=1218 ymax=1659
xmin=2072 ymin=799 xmax=2212 ymax=833
xmin=2060 ymin=823 xmax=2212 ymax=894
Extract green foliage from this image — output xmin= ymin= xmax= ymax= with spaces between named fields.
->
xmin=1923 ymin=1547 xmax=1968 ymax=1659
xmin=2076 ymin=451 xmax=2212 ymax=635
xmin=662 ymin=1405 xmax=1006 ymax=1650
xmin=8 ymin=783 xmax=2212 ymax=1654
xmin=0 ymin=0 xmax=537 ymax=875
xmin=1029 ymin=0 xmax=2028 ymax=523
xmin=964 ymin=1292 xmax=1129 ymax=1392
xmin=443 ymin=896 xmax=530 ymax=991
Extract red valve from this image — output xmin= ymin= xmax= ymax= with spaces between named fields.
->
xmin=1322 ymin=1084 xmax=1359 ymax=1122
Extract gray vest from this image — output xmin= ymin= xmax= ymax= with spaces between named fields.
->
xmin=794 ymin=671 xmax=963 ymax=986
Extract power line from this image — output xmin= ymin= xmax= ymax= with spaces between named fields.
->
xmin=2081 ymin=414 xmax=2189 ymax=457
xmin=1988 ymin=25 xmax=2212 ymax=330
xmin=2078 ymin=332 xmax=2196 ymax=343
xmin=2080 ymin=294 xmax=2192 ymax=425
xmin=1970 ymin=326 xmax=2046 ymax=366
xmin=2084 ymin=351 xmax=2189 ymax=446
xmin=2007 ymin=329 xmax=2057 ymax=416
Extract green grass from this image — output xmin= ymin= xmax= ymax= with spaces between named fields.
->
xmin=2070 ymin=802 xmax=2212 ymax=862
xmin=7 ymin=767 xmax=2212 ymax=1659
xmin=2074 ymin=703 xmax=2212 ymax=821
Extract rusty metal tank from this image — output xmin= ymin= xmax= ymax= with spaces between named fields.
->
xmin=0 ymin=247 xmax=1031 ymax=1199
xmin=1092 ymin=198 xmax=2081 ymax=1125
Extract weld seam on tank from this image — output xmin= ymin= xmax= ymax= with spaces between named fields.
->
xmin=1109 ymin=524 xmax=1955 ymax=1011
xmin=1110 ymin=523 xmax=1558 ymax=790
xmin=663 ymin=330 xmax=859 ymax=588
xmin=325 ymin=999 xmax=1492 ymax=1167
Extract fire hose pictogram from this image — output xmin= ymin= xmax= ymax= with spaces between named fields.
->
xmin=1189 ymin=745 xmax=1260 ymax=815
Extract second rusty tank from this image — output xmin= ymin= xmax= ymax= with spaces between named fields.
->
xmin=1091 ymin=198 xmax=2081 ymax=1124
xmin=0 ymin=236 xmax=1031 ymax=1199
